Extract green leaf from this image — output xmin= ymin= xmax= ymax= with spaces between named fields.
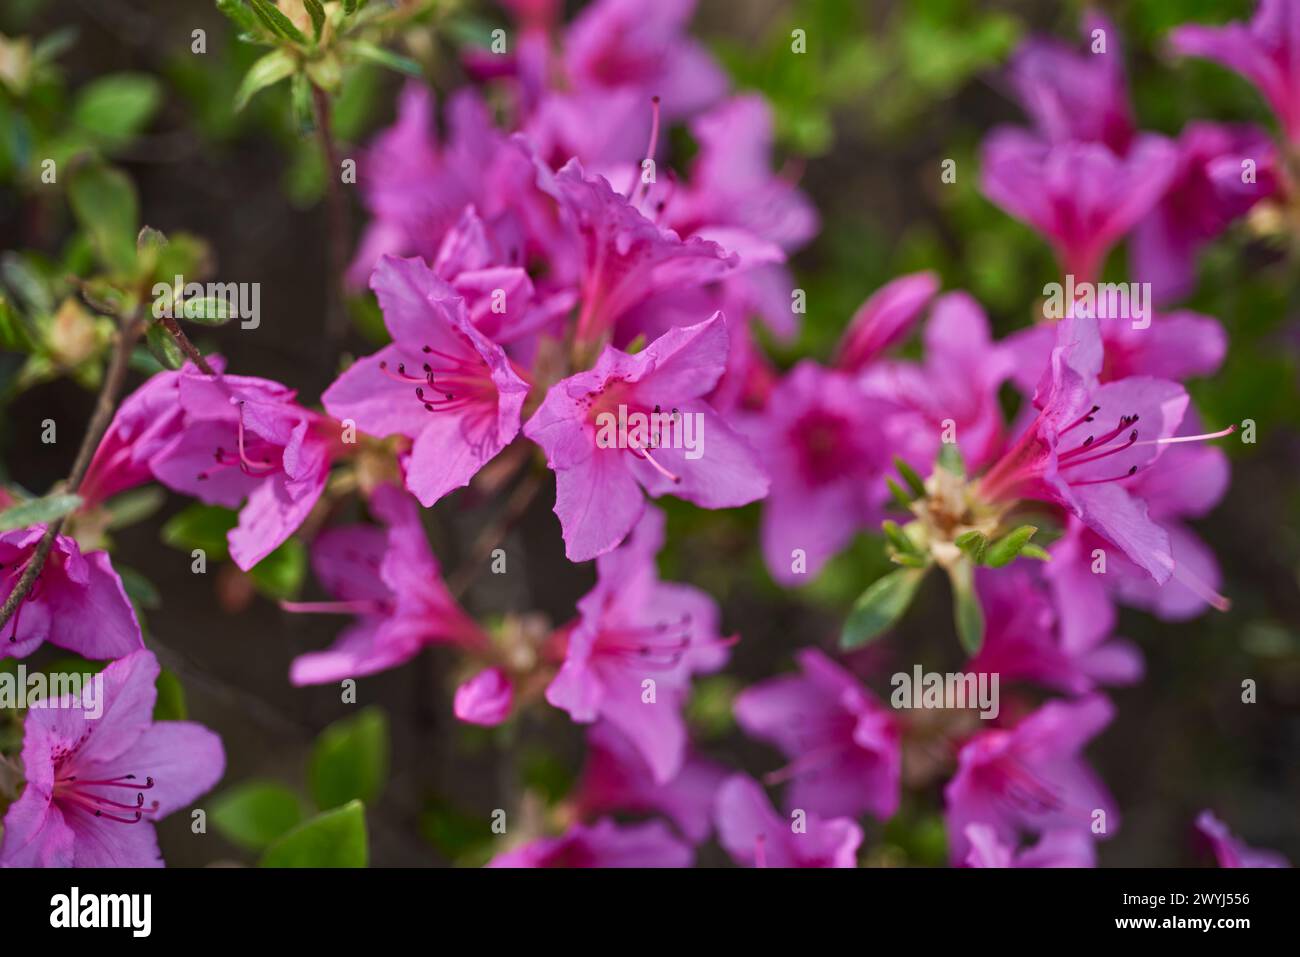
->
xmin=948 ymin=561 xmax=984 ymax=655
xmin=153 ymin=668 xmax=188 ymax=721
xmin=261 ymin=800 xmax=367 ymax=867
xmin=212 ymin=780 xmax=306 ymax=852
xmin=67 ymin=163 xmax=139 ymax=274
xmin=116 ymin=564 xmax=161 ymax=610
xmin=894 ymin=456 xmax=926 ymax=498
xmin=145 ymin=322 xmax=185 ymax=370
xmin=104 ymin=486 xmax=166 ymax=529
xmin=310 ymin=707 xmax=389 ymax=810
xmin=248 ymin=537 xmax=306 ymax=600
xmin=0 ymin=493 xmax=82 ymax=531
xmin=216 ymin=0 xmax=265 ymax=37
xmin=881 ymin=520 xmax=915 ymax=557
xmin=71 ymin=73 xmax=161 ymax=147
xmin=841 ymin=566 xmax=926 ymax=649
xmin=954 ymin=529 xmax=987 ymax=562
xmin=937 ymin=441 xmax=966 ymax=477
xmin=247 ymin=0 xmax=309 ymax=45
xmin=180 ymin=295 xmax=234 ymax=325
xmin=886 ymin=477 xmax=914 ymax=511
xmin=234 ymin=48 xmax=297 ymax=111
xmin=985 ymin=524 xmax=1038 ymax=568
xmin=303 ymin=0 xmax=326 ymax=40
xmin=161 ymin=502 xmax=237 ymax=559
xmin=347 ymin=41 xmax=422 ymax=77
xmin=1020 ymin=543 xmax=1051 ymax=562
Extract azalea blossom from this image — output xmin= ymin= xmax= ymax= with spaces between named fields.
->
xmin=488 ymin=818 xmax=693 ymax=868
xmin=944 ymin=695 xmax=1116 ymax=863
xmin=544 ymin=507 xmax=732 ymax=782
xmin=284 ymin=484 xmax=488 ymax=685
xmin=0 ymin=525 xmax=143 ymax=661
xmin=524 ymin=313 xmax=768 ymax=561
xmin=1195 ymin=810 xmax=1290 ymax=868
xmin=714 ymin=773 xmax=863 ymax=868
xmin=145 ymin=366 xmax=334 ymax=571
xmin=977 ymin=313 xmax=1205 ymax=584
xmin=572 ymin=721 xmax=726 ymax=843
xmin=969 ymin=564 xmax=1143 ymax=696
xmin=323 ymin=256 xmax=530 ymax=509
xmin=1171 ymin=0 xmax=1300 ymax=145
xmin=453 ymin=667 xmax=514 ymax=727
xmin=0 ymin=650 xmax=224 ymax=867
xmin=980 ymin=129 xmax=1176 ymax=283
xmin=963 ymin=823 xmax=1097 ymax=868
xmin=733 ymin=647 xmax=900 ymax=821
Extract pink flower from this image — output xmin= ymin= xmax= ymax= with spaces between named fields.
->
xmin=146 ymin=366 xmax=333 ymax=571
xmin=733 ymin=648 xmax=900 ymax=821
xmin=714 ymin=774 xmax=863 ymax=868
xmin=963 ymin=823 xmax=1097 ymax=868
xmin=944 ymin=695 xmax=1115 ymax=864
xmin=453 ymin=668 xmax=514 ymax=726
xmin=1006 ymin=11 xmax=1134 ymax=153
xmin=284 ymin=484 xmax=487 ymax=685
xmin=0 ymin=649 xmax=224 ymax=867
xmin=563 ymin=0 xmax=725 ymax=125
xmin=752 ymin=361 xmax=898 ymax=585
xmin=488 ymin=818 xmax=692 ymax=867
xmin=323 ymin=256 xmax=530 ymax=509
xmin=524 ymin=313 xmax=768 ymax=561
xmin=536 ymin=158 xmax=738 ymax=348
xmin=1001 ymin=309 xmax=1227 ymax=394
xmin=544 ymin=507 xmax=732 ymax=782
xmin=656 ymin=94 xmax=819 ymax=340
xmin=1 ymin=526 xmax=142 ymax=661
xmin=1171 ymin=0 xmax=1300 ymax=145
xmin=980 ymin=129 xmax=1177 ymax=282
xmin=1044 ymin=424 xmax=1231 ymax=655
xmin=79 ymin=366 xmax=192 ymax=509
xmin=978 ymin=314 xmax=1198 ymax=584
xmin=573 ymin=722 xmax=726 ymax=844
xmin=859 ymin=290 xmax=1013 ymax=472
xmin=969 ymin=564 xmax=1143 ymax=696
xmin=1133 ymin=122 xmax=1278 ymax=303
xmin=834 ymin=271 xmax=941 ymax=374
xmin=1195 ymin=810 xmax=1290 ymax=868
xmin=348 ymin=85 xmax=562 ymax=288
xmin=431 ymin=205 xmax=578 ymax=358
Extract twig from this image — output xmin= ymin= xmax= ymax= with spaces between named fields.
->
xmin=160 ymin=314 xmax=218 ymax=376
xmin=0 ymin=317 xmax=145 ymax=632
xmin=312 ymin=85 xmax=351 ymax=357
xmin=448 ymin=469 xmax=547 ymax=599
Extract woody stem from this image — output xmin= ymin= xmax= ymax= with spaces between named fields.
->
xmin=448 ymin=467 xmax=547 ymax=599
xmin=313 ymin=84 xmax=350 ymax=358
xmin=0 ymin=312 xmax=145 ymax=631
xmin=160 ymin=314 xmax=217 ymax=376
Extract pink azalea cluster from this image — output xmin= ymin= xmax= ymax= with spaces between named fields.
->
xmin=3 ymin=0 xmax=1292 ymax=869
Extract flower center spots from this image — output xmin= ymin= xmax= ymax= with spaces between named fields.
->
xmin=585 ymin=380 xmax=685 ymax=484
xmin=54 ymin=771 xmax=158 ymax=825
xmin=379 ymin=343 xmax=495 ymax=414
xmin=594 ymin=613 xmax=727 ymax=670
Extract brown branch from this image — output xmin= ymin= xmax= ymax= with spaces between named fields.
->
xmin=160 ymin=313 xmax=217 ymax=376
xmin=448 ymin=469 xmax=547 ymax=599
xmin=0 ymin=317 xmax=145 ymax=632
xmin=312 ymin=85 xmax=350 ymax=357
